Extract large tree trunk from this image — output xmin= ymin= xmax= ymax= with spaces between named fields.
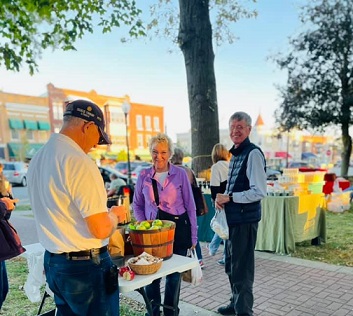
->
xmin=340 ymin=124 xmax=352 ymax=177
xmin=340 ymin=95 xmax=353 ymax=177
xmin=178 ymin=0 xmax=219 ymax=177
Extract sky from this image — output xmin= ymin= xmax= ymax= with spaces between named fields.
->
xmin=0 ymin=0 xmax=306 ymax=141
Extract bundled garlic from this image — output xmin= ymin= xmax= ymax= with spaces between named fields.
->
xmin=129 ymin=252 xmax=163 ymax=265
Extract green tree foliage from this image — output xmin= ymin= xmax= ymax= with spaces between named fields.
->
xmin=0 ymin=0 xmax=145 ymax=75
xmin=273 ymin=0 xmax=353 ymax=176
xmin=0 ymin=0 xmax=257 ymax=176
xmin=146 ymin=0 xmax=257 ymax=175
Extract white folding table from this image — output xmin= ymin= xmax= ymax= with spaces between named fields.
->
xmin=119 ymin=254 xmax=198 ymax=315
xmin=22 ymin=243 xmax=198 ymax=316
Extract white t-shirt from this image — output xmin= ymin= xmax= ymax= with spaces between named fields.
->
xmin=210 ymin=160 xmax=229 ymax=187
xmin=27 ymin=133 xmax=108 ymax=253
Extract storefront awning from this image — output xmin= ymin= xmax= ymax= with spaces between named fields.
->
xmin=38 ymin=121 xmax=51 ymax=131
xmin=24 ymin=120 xmax=38 ymax=130
xmin=8 ymin=118 xmax=24 ymax=130
xmin=8 ymin=143 xmax=44 ymax=159
xmin=275 ymin=151 xmax=292 ymax=159
xmin=8 ymin=143 xmax=23 ymax=158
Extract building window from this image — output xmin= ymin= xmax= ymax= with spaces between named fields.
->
xmin=111 ymin=135 xmax=125 ymax=147
xmin=153 ymin=117 xmax=160 ymax=131
xmin=136 ymin=115 xmax=143 ymax=131
xmin=146 ymin=134 xmax=151 ymax=148
xmin=26 ymin=130 xmax=34 ymax=140
xmin=145 ymin=116 xmax=152 ymax=131
xmin=38 ymin=130 xmax=47 ymax=142
xmin=137 ymin=134 xmax=144 ymax=148
xmin=11 ymin=129 xmax=20 ymax=140
xmin=53 ymin=102 xmax=63 ymax=120
xmin=111 ymin=112 xmax=123 ymax=124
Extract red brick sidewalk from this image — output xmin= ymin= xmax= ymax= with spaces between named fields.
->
xmin=179 ymin=243 xmax=353 ymax=316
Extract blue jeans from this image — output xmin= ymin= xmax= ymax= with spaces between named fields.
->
xmin=145 ymin=248 xmax=187 ymax=316
xmin=0 ymin=261 xmax=8 ymax=310
xmin=209 ymin=233 xmax=226 ymax=260
xmin=44 ymin=250 xmax=119 ymax=316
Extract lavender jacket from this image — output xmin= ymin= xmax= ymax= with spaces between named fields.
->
xmin=133 ymin=163 xmax=198 ymax=246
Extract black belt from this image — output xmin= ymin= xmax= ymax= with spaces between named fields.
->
xmin=51 ymin=246 xmax=108 ymax=261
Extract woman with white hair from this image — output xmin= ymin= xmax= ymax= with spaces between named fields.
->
xmin=133 ymin=133 xmax=198 ymax=316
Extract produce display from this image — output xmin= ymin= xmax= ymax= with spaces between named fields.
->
xmin=270 ymin=168 xmax=326 ymax=196
xmin=128 ymin=220 xmax=176 ymax=259
xmin=119 ymin=266 xmax=135 ymax=280
xmin=127 ymin=252 xmax=163 ymax=275
xmin=128 ymin=219 xmax=172 ymax=231
xmin=128 ymin=252 xmax=163 ymax=265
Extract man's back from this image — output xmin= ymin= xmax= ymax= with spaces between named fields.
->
xmin=27 ymin=133 xmax=107 ymax=253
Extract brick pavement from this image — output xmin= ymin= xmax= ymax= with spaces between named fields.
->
xmin=178 ymin=243 xmax=353 ymax=316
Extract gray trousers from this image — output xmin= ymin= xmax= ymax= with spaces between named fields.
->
xmin=225 ymin=223 xmax=258 ymax=316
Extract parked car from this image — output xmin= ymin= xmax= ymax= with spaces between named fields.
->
xmin=98 ymin=165 xmax=135 ymax=202
xmin=131 ymin=163 xmax=152 ymax=180
xmin=98 ymin=166 xmax=128 ymax=185
xmin=2 ymin=161 xmax=28 ymax=187
xmin=114 ymin=161 xmax=145 ymax=175
xmin=328 ymin=161 xmax=353 ymax=176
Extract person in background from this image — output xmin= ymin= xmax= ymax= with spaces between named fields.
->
xmin=215 ymin=112 xmax=267 ymax=316
xmin=133 ymin=133 xmax=198 ymax=316
xmin=171 ymin=147 xmax=205 ymax=268
xmin=208 ymin=143 xmax=230 ymax=265
xmin=27 ymin=99 xmax=126 ymax=316
xmin=0 ymin=196 xmax=24 ymax=312
xmin=107 ymin=173 xmax=126 ymax=197
xmin=0 ymin=163 xmax=12 ymax=199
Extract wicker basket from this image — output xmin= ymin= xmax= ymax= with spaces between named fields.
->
xmin=127 ymin=259 xmax=163 ymax=275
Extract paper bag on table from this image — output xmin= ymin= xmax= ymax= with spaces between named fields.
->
xmin=108 ymin=229 xmax=125 ymax=256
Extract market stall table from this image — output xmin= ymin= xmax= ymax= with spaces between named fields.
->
xmin=22 ymin=243 xmax=198 ymax=316
xmin=119 ymin=254 xmax=198 ymax=315
xmin=255 ymin=193 xmax=326 ymax=254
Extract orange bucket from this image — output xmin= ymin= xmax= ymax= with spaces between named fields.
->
xmin=128 ymin=220 xmax=175 ymax=260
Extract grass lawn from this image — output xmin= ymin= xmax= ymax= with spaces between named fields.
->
xmin=2 ymin=257 xmax=144 ymax=316
xmin=293 ymin=207 xmax=353 ymax=266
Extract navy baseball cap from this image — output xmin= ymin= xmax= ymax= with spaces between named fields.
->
xmin=63 ymin=99 xmax=112 ymax=145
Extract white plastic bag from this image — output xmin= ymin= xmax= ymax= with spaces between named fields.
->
xmin=182 ymin=249 xmax=202 ymax=286
xmin=210 ymin=209 xmax=229 ymax=240
xmin=24 ymin=251 xmax=46 ymax=302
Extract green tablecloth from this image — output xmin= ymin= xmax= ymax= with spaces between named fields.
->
xmin=197 ymin=194 xmax=326 ymax=252
xmin=197 ymin=194 xmax=215 ymax=242
xmin=255 ymin=195 xmax=326 ymax=255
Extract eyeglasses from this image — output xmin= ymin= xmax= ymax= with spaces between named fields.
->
xmin=229 ymin=124 xmax=250 ymax=132
xmin=152 ymin=150 xmax=169 ymax=157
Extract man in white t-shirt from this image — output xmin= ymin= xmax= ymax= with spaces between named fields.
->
xmin=27 ymin=99 xmax=125 ymax=315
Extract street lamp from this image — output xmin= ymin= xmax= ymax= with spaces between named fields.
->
xmin=122 ymin=100 xmax=132 ymax=185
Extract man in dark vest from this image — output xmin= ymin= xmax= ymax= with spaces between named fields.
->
xmin=215 ymin=112 xmax=267 ymax=316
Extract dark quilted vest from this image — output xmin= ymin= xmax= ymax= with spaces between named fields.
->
xmin=224 ymin=138 xmax=264 ymax=226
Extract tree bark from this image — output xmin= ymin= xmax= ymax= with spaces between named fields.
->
xmin=340 ymin=95 xmax=352 ymax=177
xmin=178 ymin=0 xmax=219 ymax=176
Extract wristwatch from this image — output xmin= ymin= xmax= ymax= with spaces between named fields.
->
xmin=229 ymin=193 xmax=233 ymax=202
